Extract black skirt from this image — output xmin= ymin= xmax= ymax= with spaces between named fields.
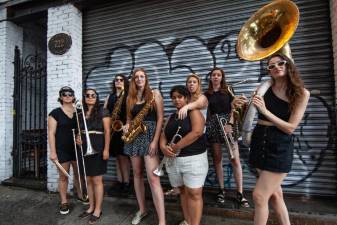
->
xmin=109 ymin=131 xmax=125 ymax=157
xmin=82 ymin=133 xmax=107 ymax=176
xmin=249 ymin=124 xmax=294 ymax=173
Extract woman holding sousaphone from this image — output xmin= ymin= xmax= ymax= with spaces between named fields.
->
xmin=160 ymin=85 xmax=208 ymax=225
xmin=75 ymin=88 xmax=110 ymax=224
xmin=48 ymin=86 xmax=87 ymax=215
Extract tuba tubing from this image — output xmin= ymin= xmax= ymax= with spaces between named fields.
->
xmin=241 ymin=80 xmax=272 ymax=147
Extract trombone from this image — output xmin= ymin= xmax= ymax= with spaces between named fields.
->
xmin=216 ymin=114 xmax=235 ymax=159
xmin=154 ymin=126 xmax=182 ymax=177
xmin=74 ymin=100 xmax=98 ymax=156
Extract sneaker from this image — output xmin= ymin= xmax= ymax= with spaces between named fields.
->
xmin=131 ymin=210 xmax=148 ymax=225
xmin=59 ymin=203 xmax=70 ymax=215
xmin=107 ymin=181 xmax=123 ymax=196
xmin=122 ymin=182 xmax=131 ymax=194
xmin=216 ymin=189 xmax=225 ymax=204
xmin=77 ymin=196 xmax=89 ymax=205
xmin=179 ymin=220 xmax=189 ymax=225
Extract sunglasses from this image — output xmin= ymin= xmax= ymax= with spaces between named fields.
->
xmin=115 ymin=78 xmax=124 ymax=82
xmin=85 ymin=93 xmax=97 ymax=99
xmin=267 ymin=60 xmax=287 ymax=70
xmin=61 ymin=92 xmax=74 ymax=97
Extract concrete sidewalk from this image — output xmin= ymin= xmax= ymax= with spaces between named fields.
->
xmin=0 ymin=185 xmax=336 ymax=225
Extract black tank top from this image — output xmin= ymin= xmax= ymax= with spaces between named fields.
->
xmin=205 ymin=90 xmax=233 ymax=116
xmin=106 ymin=91 xmax=127 ymax=123
xmin=164 ymin=111 xmax=206 ymax=157
xmin=258 ymin=87 xmax=291 ymax=122
xmin=131 ymin=102 xmax=157 ymax=121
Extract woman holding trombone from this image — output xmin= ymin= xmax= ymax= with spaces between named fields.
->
xmin=48 ymin=86 xmax=86 ymax=215
xmin=76 ymin=88 xmax=110 ymax=224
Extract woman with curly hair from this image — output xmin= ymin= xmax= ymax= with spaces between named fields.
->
xmin=249 ymin=53 xmax=310 ymax=225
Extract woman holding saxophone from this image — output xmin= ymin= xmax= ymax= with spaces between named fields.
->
xmin=123 ymin=68 xmax=165 ymax=225
xmin=104 ymin=74 xmax=131 ymax=194
xmin=249 ymin=53 xmax=309 ymax=225
xmin=205 ymin=67 xmax=249 ymax=207
xmin=48 ymin=86 xmax=85 ymax=215
xmin=160 ymin=85 xmax=208 ymax=225
xmin=76 ymin=88 xmax=110 ymax=224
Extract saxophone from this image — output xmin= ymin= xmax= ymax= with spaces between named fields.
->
xmin=111 ymin=89 xmax=125 ymax=134
xmin=121 ymin=92 xmax=155 ymax=144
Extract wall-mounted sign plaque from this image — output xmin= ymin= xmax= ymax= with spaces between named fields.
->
xmin=48 ymin=33 xmax=72 ymax=55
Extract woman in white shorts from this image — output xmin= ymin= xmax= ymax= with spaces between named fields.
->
xmin=160 ymin=85 xmax=208 ymax=225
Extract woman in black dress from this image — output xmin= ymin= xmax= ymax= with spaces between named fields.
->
xmin=77 ymin=88 xmax=110 ymax=224
xmin=48 ymin=86 xmax=85 ymax=215
xmin=249 ymin=53 xmax=309 ymax=225
xmin=205 ymin=67 xmax=249 ymax=207
xmin=105 ymin=74 xmax=131 ymax=194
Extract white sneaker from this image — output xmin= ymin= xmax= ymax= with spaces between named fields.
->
xmin=179 ymin=220 xmax=189 ymax=225
xmin=131 ymin=210 xmax=148 ymax=225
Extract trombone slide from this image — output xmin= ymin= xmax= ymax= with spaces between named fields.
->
xmin=216 ymin=114 xmax=235 ymax=159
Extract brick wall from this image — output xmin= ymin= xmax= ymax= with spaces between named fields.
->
xmin=331 ymin=0 xmax=337 ymax=107
xmin=47 ymin=4 xmax=82 ymax=192
xmin=0 ymin=21 xmax=23 ymax=181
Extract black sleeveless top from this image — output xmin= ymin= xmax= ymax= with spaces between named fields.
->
xmin=131 ymin=102 xmax=157 ymax=121
xmin=205 ymin=90 xmax=233 ymax=116
xmin=164 ymin=111 xmax=206 ymax=157
xmin=258 ymin=87 xmax=291 ymax=122
xmin=106 ymin=91 xmax=127 ymax=123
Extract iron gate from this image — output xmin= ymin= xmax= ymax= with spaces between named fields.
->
xmin=13 ymin=46 xmax=47 ymax=180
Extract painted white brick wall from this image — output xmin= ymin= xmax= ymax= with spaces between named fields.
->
xmin=47 ymin=4 xmax=82 ymax=192
xmin=0 ymin=21 xmax=23 ymax=181
xmin=330 ymin=0 xmax=337 ymax=107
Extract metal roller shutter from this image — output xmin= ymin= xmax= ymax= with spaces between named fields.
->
xmin=83 ymin=0 xmax=336 ymax=196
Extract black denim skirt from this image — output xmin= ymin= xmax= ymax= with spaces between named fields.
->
xmin=249 ymin=124 xmax=294 ymax=173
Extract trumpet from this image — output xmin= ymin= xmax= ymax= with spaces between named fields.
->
xmin=216 ymin=114 xmax=235 ymax=159
xmin=75 ymin=100 xmax=98 ymax=156
xmin=153 ymin=126 xmax=182 ymax=177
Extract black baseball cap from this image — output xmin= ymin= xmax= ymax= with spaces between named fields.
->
xmin=59 ymin=86 xmax=74 ymax=95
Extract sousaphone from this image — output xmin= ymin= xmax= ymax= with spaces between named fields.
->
xmin=236 ymin=0 xmax=299 ymax=146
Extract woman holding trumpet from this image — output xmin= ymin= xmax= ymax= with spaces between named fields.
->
xmin=205 ymin=67 xmax=249 ymax=207
xmin=104 ymin=74 xmax=131 ymax=195
xmin=76 ymin=88 xmax=110 ymax=224
xmin=160 ymin=85 xmax=208 ymax=225
xmin=48 ymin=86 xmax=85 ymax=215
xmin=249 ymin=53 xmax=309 ymax=225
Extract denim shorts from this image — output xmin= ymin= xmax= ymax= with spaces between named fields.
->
xmin=165 ymin=151 xmax=208 ymax=188
xmin=249 ymin=124 xmax=294 ymax=173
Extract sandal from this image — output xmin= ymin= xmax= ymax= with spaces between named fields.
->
xmin=216 ymin=189 xmax=226 ymax=204
xmin=164 ymin=188 xmax=180 ymax=196
xmin=237 ymin=192 xmax=250 ymax=208
xmin=78 ymin=211 xmax=92 ymax=219
xmin=88 ymin=212 xmax=102 ymax=224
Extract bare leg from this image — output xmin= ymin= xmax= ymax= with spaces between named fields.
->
xmin=253 ymin=170 xmax=287 ymax=225
xmin=92 ymin=175 xmax=104 ymax=217
xmin=59 ymin=162 xmax=71 ymax=204
xmin=116 ymin=157 xmax=123 ymax=183
xmin=211 ymin=143 xmax=224 ymax=189
xmin=118 ymin=155 xmax=131 ymax=183
xmin=231 ymin=143 xmax=243 ymax=193
xmin=130 ymin=156 xmax=146 ymax=213
xmin=179 ymin=186 xmax=189 ymax=224
xmin=70 ymin=160 xmax=83 ymax=199
xmin=269 ymin=186 xmax=291 ymax=225
xmin=185 ymin=187 xmax=203 ymax=225
xmin=144 ymin=155 xmax=166 ymax=225
xmin=86 ymin=177 xmax=95 ymax=213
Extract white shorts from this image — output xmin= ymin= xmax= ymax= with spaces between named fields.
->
xmin=165 ymin=151 xmax=208 ymax=189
